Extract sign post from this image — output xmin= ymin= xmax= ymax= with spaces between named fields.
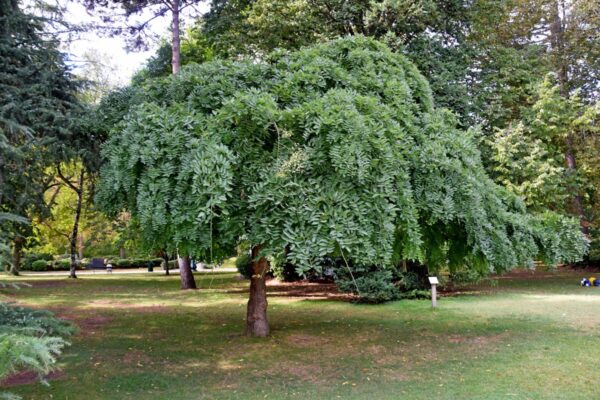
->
xmin=428 ymin=276 xmax=439 ymax=308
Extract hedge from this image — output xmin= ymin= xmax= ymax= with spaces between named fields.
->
xmin=21 ymin=253 xmax=54 ymax=271
xmin=111 ymin=258 xmax=163 ymax=268
xmin=30 ymin=260 xmax=50 ymax=271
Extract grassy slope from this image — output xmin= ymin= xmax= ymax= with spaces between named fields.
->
xmin=1 ymin=271 xmax=599 ymax=399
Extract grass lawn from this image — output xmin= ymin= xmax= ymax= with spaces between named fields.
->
xmin=1 ymin=270 xmax=599 ymax=399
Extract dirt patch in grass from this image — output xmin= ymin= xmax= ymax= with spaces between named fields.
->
xmin=76 ymin=315 xmax=113 ymax=333
xmin=122 ymin=350 xmax=153 ymax=366
xmin=226 ymin=279 xmax=355 ymax=300
xmin=27 ymin=280 xmax=73 ymax=289
xmin=446 ymin=333 xmax=508 ymax=347
xmin=1 ymin=370 xmax=65 ymax=388
xmin=267 ymin=280 xmax=355 ymax=301
xmin=86 ymin=300 xmax=170 ymax=313
xmin=264 ymin=362 xmax=326 ymax=383
xmin=285 ymin=333 xmax=325 ymax=347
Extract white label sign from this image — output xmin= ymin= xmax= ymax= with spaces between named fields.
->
xmin=428 ymin=276 xmax=439 ymax=285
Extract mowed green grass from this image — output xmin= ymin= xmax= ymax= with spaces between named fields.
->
xmin=2 ymin=270 xmax=600 ymax=400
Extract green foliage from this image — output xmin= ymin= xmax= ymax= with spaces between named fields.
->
xmin=133 ymin=28 xmax=215 ymax=81
xmin=29 ymin=260 xmax=49 ymax=271
xmin=337 ymin=268 xmax=399 ymax=304
xmin=449 ymin=268 xmax=486 ymax=286
xmin=489 ymin=76 xmax=599 ymax=213
xmin=0 ymin=0 xmax=82 ymax=276
xmin=269 ymin=255 xmax=302 ymax=282
xmin=22 ymin=253 xmax=53 ymax=268
xmin=0 ymin=303 xmax=74 ymax=394
xmin=335 ymin=264 xmax=430 ymax=303
xmin=51 ymin=260 xmax=71 ymax=270
xmin=200 ymin=0 xmax=473 ymax=122
xmin=235 ymin=253 xmax=253 ymax=279
xmin=98 ymin=37 xmax=587 ymax=287
xmin=0 ymin=304 xmax=75 ymax=338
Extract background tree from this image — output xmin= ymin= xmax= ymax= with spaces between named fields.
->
xmin=200 ymin=0 xmax=475 ymax=122
xmin=98 ymin=37 xmax=586 ymax=336
xmin=82 ymin=0 xmax=202 ymax=74
xmin=470 ymin=0 xmax=600 ymax=232
xmin=0 ymin=0 xmax=81 ymax=274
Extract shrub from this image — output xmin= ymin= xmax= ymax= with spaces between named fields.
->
xmin=396 ymin=271 xmax=426 ymax=291
xmin=337 ymin=269 xmax=400 ymax=303
xmin=52 ymin=260 xmax=71 ymax=270
xmin=236 ymin=253 xmax=253 ymax=279
xmin=114 ymin=259 xmax=132 ymax=267
xmin=270 ymin=253 xmax=302 ymax=282
xmin=335 ymin=263 xmax=432 ymax=303
xmin=0 ymin=303 xmax=75 ymax=395
xmin=30 ymin=260 xmax=49 ymax=271
xmin=21 ymin=253 xmax=53 ymax=271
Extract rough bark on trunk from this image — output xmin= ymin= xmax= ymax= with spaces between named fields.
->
xmin=178 ymin=255 xmax=197 ymax=289
xmin=78 ymin=234 xmax=84 ymax=260
xmin=171 ymin=0 xmax=181 ymax=74
xmin=161 ymin=251 xmax=170 ymax=276
xmin=246 ymin=245 xmax=269 ymax=337
xmin=10 ymin=236 xmax=23 ymax=276
xmin=119 ymin=247 xmax=126 ymax=259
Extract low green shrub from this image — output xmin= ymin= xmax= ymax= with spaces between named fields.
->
xmin=270 ymin=253 xmax=302 ymax=282
xmin=30 ymin=260 xmax=49 ymax=271
xmin=114 ymin=259 xmax=132 ymax=267
xmin=335 ymin=263 xmax=432 ymax=303
xmin=235 ymin=253 xmax=253 ymax=279
xmin=337 ymin=269 xmax=400 ymax=303
xmin=52 ymin=259 xmax=71 ymax=270
xmin=21 ymin=253 xmax=54 ymax=271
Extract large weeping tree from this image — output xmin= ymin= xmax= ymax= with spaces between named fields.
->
xmin=97 ymin=37 xmax=587 ymax=336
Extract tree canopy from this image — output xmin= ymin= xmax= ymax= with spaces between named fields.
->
xmin=0 ymin=0 xmax=82 ymax=273
xmin=98 ymin=36 xmax=587 ymax=334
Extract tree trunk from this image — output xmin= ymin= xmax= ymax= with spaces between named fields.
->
xmin=171 ymin=0 xmax=181 ymax=74
xmin=78 ymin=234 xmax=84 ymax=260
xmin=161 ymin=251 xmax=170 ymax=276
xmin=68 ymin=170 xmax=84 ymax=279
xmin=246 ymin=245 xmax=269 ymax=337
xmin=178 ymin=255 xmax=197 ymax=289
xmin=119 ymin=247 xmax=126 ymax=259
xmin=10 ymin=236 xmax=23 ymax=276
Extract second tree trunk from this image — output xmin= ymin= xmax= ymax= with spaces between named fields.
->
xmin=178 ymin=255 xmax=197 ymax=289
xmin=246 ymin=246 xmax=269 ymax=337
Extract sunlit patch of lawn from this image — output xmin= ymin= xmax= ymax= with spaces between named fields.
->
xmin=2 ymin=271 xmax=599 ymax=399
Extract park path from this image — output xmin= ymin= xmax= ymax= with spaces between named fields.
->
xmin=18 ymin=267 xmax=237 ymax=277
